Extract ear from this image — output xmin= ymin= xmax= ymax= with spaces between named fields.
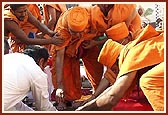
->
xmin=38 ymin=58 xmax=45 ymax=71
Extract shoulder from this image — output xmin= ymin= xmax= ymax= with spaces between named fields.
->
xmin=4 ymin=9 xmax=19 ymax=25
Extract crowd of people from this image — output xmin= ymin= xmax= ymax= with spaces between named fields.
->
xmin=3 ymin=3 xmax=165 ymax=111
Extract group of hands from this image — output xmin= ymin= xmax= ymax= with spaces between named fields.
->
xmin=55 ymin=88 xmax=95 ymax=111
xmin=36 ymin=31 xmax=100 ymax=50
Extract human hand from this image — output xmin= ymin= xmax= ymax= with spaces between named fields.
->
xmin=55 ymin=88 xmax=64 ymax=103
xmin=81 ymin=95 xmax=96 ymax=106
xmin=75 ymin=96 xmax=97 ymax=111
xmin=48 ymin=30 xmax=57 ymax=37
xmin=75 ymin=100 xmax=92 ymax=111
xmin=82 ymin=40 xmax=97 ymax=49
xmin=51 ymin=35 xmax=64 ymax=46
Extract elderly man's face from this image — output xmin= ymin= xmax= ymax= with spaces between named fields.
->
xmin=69 ymin=28 xmax=84 ymax=38
xmin=12 ymin=5 xmax=28 ymax=21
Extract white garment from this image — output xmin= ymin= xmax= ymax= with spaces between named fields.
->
xmin=44 ymin=66 xmax=54 ymax=100
xmin=3 ymin=53 xmax=56 ymax=111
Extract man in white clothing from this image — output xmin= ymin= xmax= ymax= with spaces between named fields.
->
xmin=3 ymin=45 xmax=57 ymax=111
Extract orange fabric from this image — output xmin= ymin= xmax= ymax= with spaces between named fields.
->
xmin=50 ymin=46 xmax=103 ymax=101
xmin=81 ymin=46 xmax=103 ymax=90
xmin=50 ymin=51 xmax=82 ymax=101
xmin=89 ymin=5 xmax=108 ymax=33
xmin=117 ymin=25 xmax=164 ymax=104
xmin=22 ymin=4 xmax=42 ymax=34
xmin=43 ymin=4 xmax=67 ymax=52
xmin=63 ymin=6 xmax=89 ymax=32
xmin=49 ymin=10 xmax=71 ymax=56
xmin=53 ymin=7 xmax=97 ymax=57
xmin=4 ymin=9 xmax=29 ymax=29
xmin=128 ymin=12 xmax=141 ymax=33
xmin=98 ymin=24 xmax=164 ymax=107
xmin=105 ymin=22 xmax=129 ymax=41
xmin=104 ymin=68 xmax=117 ymax=85
xmin=4 ymin=5 xmax=41 ymax=36
xmin=132 ymin=28 xmax=143 ymax=39
xmin=4 ymin=8 xmax=29 ymax=52
xmin=43 ymin=4 xmax=67 ymax=25
xmin=65 ymin=33 xmax=97 ymax=58
xmin=28 ymin=4 xmax=42 ymax=21
xmin=50 ymin=6 xmax=104 ymax=101
xmin=63 ymin=54 xmax=82 ymax=101
xmin=4 ymin=5 xmax=41 ymax=52
xmin=98 ymin=39 xmax=123 ymax=68
xmin=107 ymin=4 xmax=141 ymax=34
xmin=140 ymin=62 xmax=164 ymax=111
xmin=118 ymin=25 xmax=164 ymax=78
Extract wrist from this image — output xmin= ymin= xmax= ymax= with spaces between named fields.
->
xmin=49 ymin=31 xmax=55 ymax=37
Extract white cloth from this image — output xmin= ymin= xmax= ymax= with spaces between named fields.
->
xmin=44 ymin=66 xmax=54 ymax=100
xmin=3 ymin=53 xmax=56 ymax=111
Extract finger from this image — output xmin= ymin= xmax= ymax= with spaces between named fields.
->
xmin=55 ymin=32 xmax=60 ymax=35
xmin=57 ymin=97 xmax=62 ymax=103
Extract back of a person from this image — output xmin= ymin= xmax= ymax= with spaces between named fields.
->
xmin=4 ymin=53 xmax=37 ymax=110
xmin=108 ymin=4 xmax=141 ymax=33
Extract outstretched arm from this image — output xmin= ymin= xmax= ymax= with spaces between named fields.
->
xmin=81 ymin=77 xmax=110 ymax=106
xmin=28 ymin=11 xmax=55 ymax=37
xmin=5 ymin=20 xmax=64 ymax=46
xmin=76 ymin=71 xmax=137 ymax=111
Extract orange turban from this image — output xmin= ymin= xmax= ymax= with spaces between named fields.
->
xmin=98 ymin=39 xmax=123 ymax=68
xmin=67 ymin=6 xmax=89 ymax=32
xmin=106 ymin=22 xmax=129 ymax=41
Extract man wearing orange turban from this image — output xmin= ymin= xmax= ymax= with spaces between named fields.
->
xmin=76 ymin=24 xmax=164 ymax=111
xmin=49 ymin=6 xmax=107 ymax=110
xmin=76 ymin=21 xmax=130 ymax=106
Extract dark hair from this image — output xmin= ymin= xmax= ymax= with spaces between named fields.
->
xmin=23 ymin=45 xmax=49 ymax=64
xmin=4 ymin=39 xmax=10 ymax=54
xmin=10 ymin=4 xmax=27 ymax=11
